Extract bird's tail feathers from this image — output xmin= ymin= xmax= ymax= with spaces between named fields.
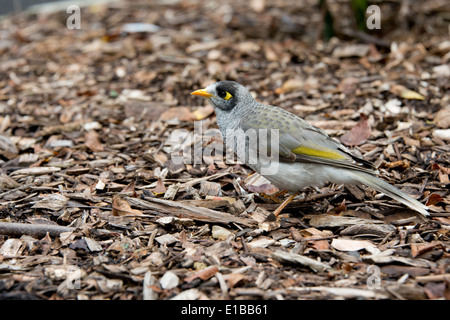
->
xmin=354 ymin=172 xmax=429 ymax=217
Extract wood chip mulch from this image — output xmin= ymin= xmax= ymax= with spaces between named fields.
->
xmin=0 ymin=0 xmax=449 ymax=300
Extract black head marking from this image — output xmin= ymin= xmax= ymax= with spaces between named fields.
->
xmin=216 ymin=88 xmax=228 ymax=99
xmin=216 ymin=81 xmax=239 ymax=97
xmin=213 ymin=81 xmax=240 ymax=111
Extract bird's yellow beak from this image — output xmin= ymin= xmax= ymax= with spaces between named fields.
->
xmin=190 ymin=89 xmax=214 ymax=98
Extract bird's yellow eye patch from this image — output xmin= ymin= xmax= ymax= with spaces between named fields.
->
xmin=223 ymin=91 xmax=233 ymax=100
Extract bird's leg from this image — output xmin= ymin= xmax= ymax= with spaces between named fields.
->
xmin=272 ymin=192 xmax=299 ymax=217
xmin=261 ymin=190 xmax=288 ymax=203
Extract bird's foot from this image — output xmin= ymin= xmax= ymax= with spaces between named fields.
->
xmin=261 ymin=190 xmax=288 ymax=203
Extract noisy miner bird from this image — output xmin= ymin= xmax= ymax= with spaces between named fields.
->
xmin=191 ymin=80 xmax=429 ymax=217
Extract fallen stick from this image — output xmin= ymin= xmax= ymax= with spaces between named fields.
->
xmin=127 ymin=196 xmax=256 ymax=227
xmin=0 ymin=222 xmax=74 ymax=238
xmin=272 ymin=250 xmax=332 ymax=273
xmin=415 ymin=274 xmax=450 ymax=283
xmin=0 ymin=222 xmax=116 ymax=238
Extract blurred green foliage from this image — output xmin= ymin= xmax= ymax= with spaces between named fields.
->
xmin=320 ymin=0 xmax=369 ymax=41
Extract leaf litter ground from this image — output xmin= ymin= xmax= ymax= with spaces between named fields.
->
xmin=0 ymin=0 xmax=449 ymax=300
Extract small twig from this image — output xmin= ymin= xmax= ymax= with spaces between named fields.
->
xmin=162 ymin=251 xmax=185 ymax=267
xmin=241 ymin=236 xmax=250 ymax=255
xmin=0 ymin=222 xmax=115 ymax=238
xmin=379 ymin=230 xmax=396 ymax=246
xmin=394 ymin=142 xmax=402 ymax=161
xmin=0 ymin=222 xmax=74 ymax=238
xmin=415 ymin=274 xmax=450 ymax=283
xmin=0 ymin=192 xmax=37 ymax=205
xmin=0 ymin=184 xmax=33 ymax=198
xmin=419 ymin=177 xmax=428 ymax=193
xmin=385 ymin=286 xmax=407 ymax=300
xmin=147 ymin=228 xmax=159 ymax=249
xmin=299 ymin=235 xmax=339 ymax=242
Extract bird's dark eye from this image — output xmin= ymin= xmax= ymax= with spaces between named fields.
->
xmin=217 ymin=89 xmax=232 ymax=101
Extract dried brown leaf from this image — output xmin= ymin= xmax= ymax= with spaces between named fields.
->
xmin=331 ymin=239 xmax=375 ymax=252
xmin=225 ymin=273 xmax=246 ymax=288
xmin=191 ymin=105 xmax=214 ymax=120
xmin=390 ymin=84 xmax=425 ymax=100
xmin=338 ymin=77 xmax=359 ymax=95
xmin=380 ymin=265 xmax=430 ymax=278
xmin=435 ymin=106 xmax=450 ymax=129
xmin=411 ymin=243 xmax=442 ymax=258
xmin=425 ymin=193 xmax=444 ymax=206
xmin=159 ymin=107 xmax=193 ymax=122
xmin=84 ymin=131 xmax=104 ymax=152
xmin=152 ymin=178 xmax=166 ymax=196
xmin=111 ymin=195 xmax=143 ymax=216
xmin=424 ymin=282 xmax=449 ymax=300
xmin=340 ymin=114 xmax=371 ymax=146
xmin=184 ymin=266 xmax=219 ymax=283
xmin=275 ymin=78 xmax=303 ymax=94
